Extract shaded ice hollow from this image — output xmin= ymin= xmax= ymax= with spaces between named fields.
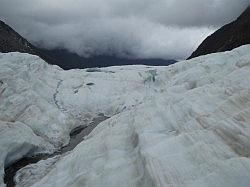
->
xmin=0 ymin=45 xmax=250 ymax=187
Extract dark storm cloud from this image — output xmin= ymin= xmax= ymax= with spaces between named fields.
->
xmin=0 ymin=0 xmax=249 ymax=59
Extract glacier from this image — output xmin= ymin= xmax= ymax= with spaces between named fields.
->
xmin=0 ymin=45 xmax=250 ymax=187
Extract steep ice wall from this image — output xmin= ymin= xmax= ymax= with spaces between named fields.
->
xmin=1 ymin=45 xmax=250 ymax=187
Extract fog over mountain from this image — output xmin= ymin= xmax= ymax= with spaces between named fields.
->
xmin=0 ymin=0 xmax=249 ymax=59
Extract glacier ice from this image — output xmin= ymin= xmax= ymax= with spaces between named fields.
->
xmin=0 ymin=45 xmax=250 ymax=187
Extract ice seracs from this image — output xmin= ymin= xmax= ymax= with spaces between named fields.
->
xmin=1 ymin=45 xmax=250 ymax=187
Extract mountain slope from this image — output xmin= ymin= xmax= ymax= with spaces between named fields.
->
xmin=0 ymin=20 xmax=37 ymax=54
xmin=0 ymin=45 xmax=250 ymax=187
xmin=0 ymin=20 xmax=60 ymax=67
xmin=188 ymin=7 xmax=250 ymax=59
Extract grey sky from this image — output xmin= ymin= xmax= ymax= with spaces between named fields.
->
xmin=0 ymin=0 xmax=249 ymax=59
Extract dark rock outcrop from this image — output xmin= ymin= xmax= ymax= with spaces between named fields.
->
xmin=188 ymin=7 xmax=250 ymax=59
xmin=0 ymin=20 xmax=57 ymax=64
xmin=0 ymin=20 xmax=37 ymax=54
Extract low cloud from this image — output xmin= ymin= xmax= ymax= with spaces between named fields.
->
xmin=0 ymin=0 xmax=249 ymax=59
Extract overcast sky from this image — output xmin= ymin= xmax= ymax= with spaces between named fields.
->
xmin=0 ymin=0 xmax=249 ymax=59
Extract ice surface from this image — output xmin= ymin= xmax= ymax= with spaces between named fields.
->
xmin=1 ymin=45 xmax=250 ymax=186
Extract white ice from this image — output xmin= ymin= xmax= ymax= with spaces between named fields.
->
xmin=0 ymin=45 xmax=250 ymax=187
